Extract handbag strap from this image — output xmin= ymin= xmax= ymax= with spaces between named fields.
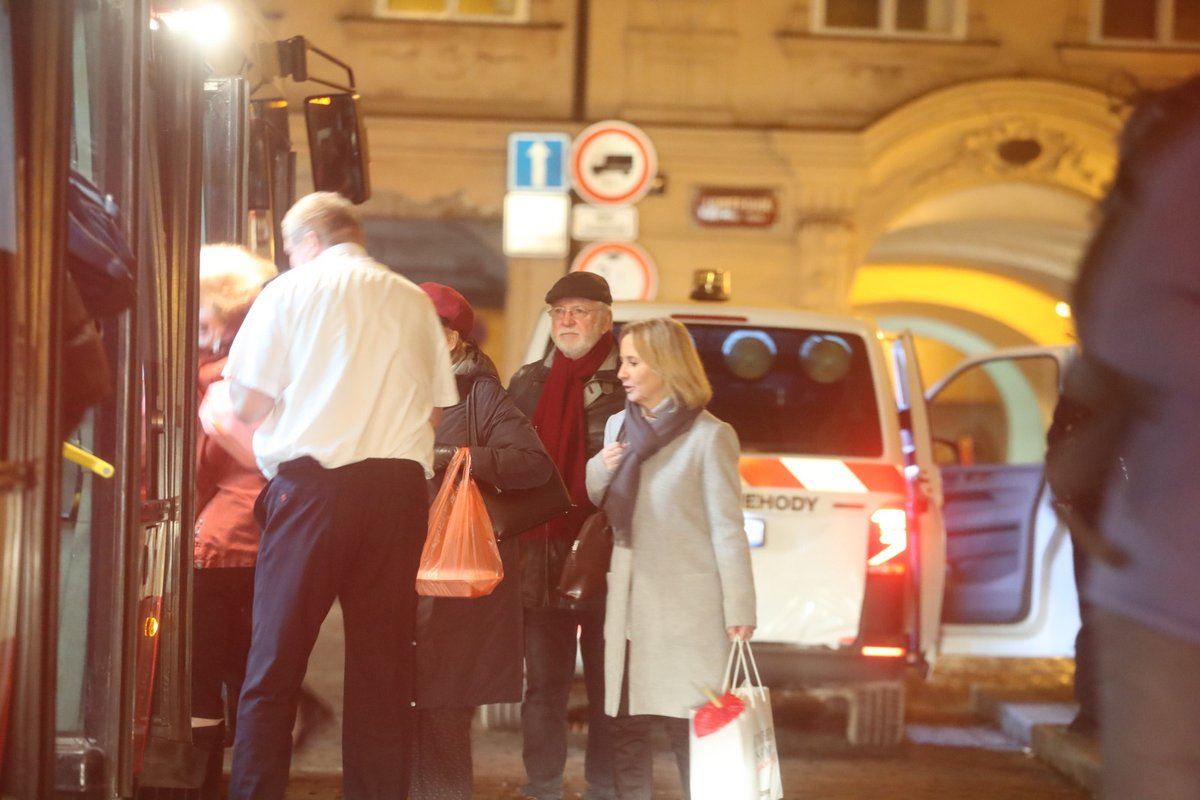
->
xmin=465 ymin=379 xmax=481 ymax=448
xmin=464 ymin=376 xmax=510 ymax=449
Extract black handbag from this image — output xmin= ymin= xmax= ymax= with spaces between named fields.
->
xmin=556 ymin=509 xmax=613 ymax=601
xmin=467 ymin=379 xmax=573 ymax=540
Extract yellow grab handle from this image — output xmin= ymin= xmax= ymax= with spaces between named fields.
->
xmin=63 ymin=442 xmax=115 ymax=479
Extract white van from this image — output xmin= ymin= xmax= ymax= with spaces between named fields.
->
xmin=520 ymin=304 xmax=1079 ymax=746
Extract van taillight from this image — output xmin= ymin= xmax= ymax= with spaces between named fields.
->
xmin=861 ymin=645 xmax=906 ymax=658
xmin=867 ymin=506 xmax=907 ymax=574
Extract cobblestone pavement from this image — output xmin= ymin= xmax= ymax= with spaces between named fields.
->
xmin=256 ymin=605 xmax=1090 ymax=799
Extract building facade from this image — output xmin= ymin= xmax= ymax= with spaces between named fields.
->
xmin=253 ymin=0 xmax=1200 ymax=374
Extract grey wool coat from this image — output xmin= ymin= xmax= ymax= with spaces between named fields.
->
xmin=586 ymin=407 xmax=756 ymax=719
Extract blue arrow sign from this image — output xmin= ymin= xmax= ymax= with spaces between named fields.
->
xmin=507 ymin=132 xmax=570 ymax=193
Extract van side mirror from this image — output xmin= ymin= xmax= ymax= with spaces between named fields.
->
xmin=305 ymin=93 xmax=370 ymax=204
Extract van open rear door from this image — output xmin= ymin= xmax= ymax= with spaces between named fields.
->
xmin=926 ymin=346 xmax=1080 ymax=656
xmin=890 ymin=333 xmax=946 ymax=668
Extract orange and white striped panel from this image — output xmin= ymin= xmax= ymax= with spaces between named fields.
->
xmin=739 ymin=457 xmax=905 ymax=494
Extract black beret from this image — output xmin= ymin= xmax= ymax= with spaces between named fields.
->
xmin=544 ymin=271 xmax=613 ymax=306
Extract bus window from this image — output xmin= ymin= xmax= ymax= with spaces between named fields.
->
xmin=202 ymin=76 xmax=250 ymax=246
xmin=0 ymin=9 xmax=13 ymax=258
xmin=248 ymin=98 xmax=293 ymax=270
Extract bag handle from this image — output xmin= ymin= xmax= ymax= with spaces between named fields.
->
xmin=723 ymin=640 xmax=768 ymax=699
xmin=740 ymin=640 xmax=767 ymax=698
xmin=446 ymin=446 xmax=471 ymax=487
xmin=719 ymin=640 xmax=740 ymax=693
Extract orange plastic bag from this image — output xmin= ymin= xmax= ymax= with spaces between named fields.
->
xmin=416 ymin=448 xmax=504 ymax=598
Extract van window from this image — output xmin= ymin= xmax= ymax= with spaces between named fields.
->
xmin=682 ymin=323 xmax=884 ymax=457
xmin=928 ymin=355 xmax=1060 ymax=466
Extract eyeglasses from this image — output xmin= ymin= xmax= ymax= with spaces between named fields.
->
xmin=547 ymin=306 xmax=598 ymax=321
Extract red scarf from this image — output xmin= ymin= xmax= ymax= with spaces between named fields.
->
xmin=532 ymin=332 xmax=614 ymax=539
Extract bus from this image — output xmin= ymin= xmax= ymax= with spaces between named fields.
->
xmin=0 ymin=3 xmax=367 ymax=796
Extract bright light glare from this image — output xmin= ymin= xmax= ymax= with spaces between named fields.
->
xmin=867 ymin=507 xmax=907 ymax=567
xmin=155 ymin=5 xmax=232 ymax=46
xmin=1055 ymin=301 xmax=1071 ymax=319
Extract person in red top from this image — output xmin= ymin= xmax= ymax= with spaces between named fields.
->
xmin=192 ymin=244 xmax=278 ymax=799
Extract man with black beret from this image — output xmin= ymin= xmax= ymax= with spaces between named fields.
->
xmin=507 ymin=271 xmax=621 ymax=800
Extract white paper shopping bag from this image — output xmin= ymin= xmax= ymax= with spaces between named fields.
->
xmin=733 ymin=642 xmax=783 ymax=799
xmin=689 ymin=640 xmax=783 ymax=800
xmin=689 ymin=692 xmax=758 ymax=800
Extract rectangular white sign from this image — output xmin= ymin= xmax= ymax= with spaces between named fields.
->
xmin=503 ymin=192 xmax=571 ymax=258
xmin=571 ymin=204 xmax=638 ymax=242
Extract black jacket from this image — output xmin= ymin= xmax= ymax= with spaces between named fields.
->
xmin=507 ymin=344 xmax=624 ymax=610
xmin=415 ymin=345 xmax=554 ymax=708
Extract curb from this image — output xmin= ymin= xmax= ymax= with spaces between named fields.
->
xmin=972 ymin=688 xmax=1101 ymax=797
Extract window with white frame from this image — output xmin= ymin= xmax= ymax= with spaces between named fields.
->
xmin=813 ymin=0 xmax=965 ymax=37
xmin=1094 ymin=0 xmax=1200 ymax=45
xmin=375 ymin=0 xmax=529 ymax=23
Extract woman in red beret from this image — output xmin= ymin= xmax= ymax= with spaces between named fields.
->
xmin=412 ymin=283 xmax=558 ymax=799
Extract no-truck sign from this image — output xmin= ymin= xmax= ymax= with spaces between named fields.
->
xmin=570 ymin=120 xmax=657 ymax=206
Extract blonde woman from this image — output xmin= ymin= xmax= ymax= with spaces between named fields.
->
xmin=585 ymin=317 xmax=756 ymax=800
xmin=193 ymin=244 xmax=278 ymax=798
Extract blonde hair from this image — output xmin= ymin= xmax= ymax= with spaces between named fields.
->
xmin=199 ymin=244 xmax=278 ymax=322
xmin=620 ymin=317 xmax=712 ymax=410
xmin=281 ymin=191 xmax=364 ymax=251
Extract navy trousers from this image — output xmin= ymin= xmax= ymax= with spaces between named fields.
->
xmin=228 ymin=457 xmax=428 ymax=800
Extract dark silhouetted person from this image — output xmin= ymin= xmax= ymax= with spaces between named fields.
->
xmin=1045 ymin=387 xmax=1102 ymax=736
xmin=1072 ymin=75 xmax=1200 ymax=799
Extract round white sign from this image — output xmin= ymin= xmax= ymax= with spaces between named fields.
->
xmin=570 ymin=120 xmax=658 ymax=206
xmin=570 ymin=241 xmax=658 ymax=301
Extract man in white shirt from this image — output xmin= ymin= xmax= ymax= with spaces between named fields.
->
xmin=223 ymin=192 xmax=458 ymax=800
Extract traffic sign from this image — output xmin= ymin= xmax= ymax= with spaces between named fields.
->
xmin=507 ymin=132 xmax=570 ymax=193
xmin=570 ymin=120 xmax=657 ymax=206
xmin=503 ymin=192 xmax=570 ymax=258
xmin=571 ymin=204 xmax=638 ymax=242
xmin=570 ymin=241 xmax=658 ymax=301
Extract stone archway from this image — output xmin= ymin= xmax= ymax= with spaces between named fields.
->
xmin=850 ymin=78 xmax=1123 ymax=357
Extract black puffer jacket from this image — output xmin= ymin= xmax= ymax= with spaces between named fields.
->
xmin=507 ymin=344 xmax=624 ymax=610
xmin=415 ymin=344 xmax=555 ymax=708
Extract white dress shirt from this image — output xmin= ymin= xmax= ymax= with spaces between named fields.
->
xmin=224 ymin=243 xmax=458 ymax=479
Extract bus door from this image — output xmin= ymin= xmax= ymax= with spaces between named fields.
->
xmin=0 ymin=2 xmax=23 ymax=787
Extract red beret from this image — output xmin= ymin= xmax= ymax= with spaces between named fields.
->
xmin=420 ymin=282 xmax=475 ymax=339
